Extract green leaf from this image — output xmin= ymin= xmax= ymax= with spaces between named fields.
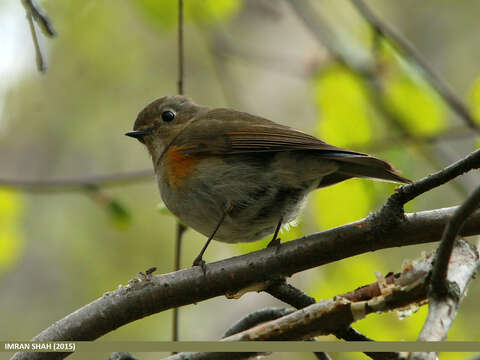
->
xmin=384 ymin=75 xmax=446 ymax=136
xmin=107 ymin=199 xmax=132 ymax=229
xmin=133 ymin=0 xmax=241 ymax=29
xmin=469 ymin=76 xmax=480 ymax=125
xmin=0 ymin=188 xmax=24 ymax=272
xmin=313 ymin=179 xmax=372 ymax=230
xmin=313 ymin=65 xmax=373 ymax=147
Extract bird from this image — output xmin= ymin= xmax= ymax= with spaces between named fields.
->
xmin=126 ymin=95 xmax=411 ymax=268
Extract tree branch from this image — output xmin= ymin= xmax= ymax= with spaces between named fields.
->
xmin=265 ymin=281 xmax=397 ymax=360
xmin=172 ymin=0 xmax=186 ymax=346
xmin=163 ymin=240 xmax=477 ymax=360
xmin=20 ymin=0 xmax=56 ymax=37
xmin=218 ymin=240 xmax=476 ymax=340
xmin=411 ymin=240 xmax=479 ymax=360
xmin=21 ymin=0 xmax=56 ymax=73
xmin=172 ymin=222 xmax=187 ymax=343
xmin=222 ymin=308 xmax=294 ymax=338
xmin=0 ymin=170 xmax=153 ymax=193
xmin=407 ymin=186 xmax=480 ymax=360
xmin=10 ymin=205 xmax=480 ymax=360
xmin=380 ymin=149 xmax=480 ymax=217
xmin=431 ymin=184 xmax=480 ymax=297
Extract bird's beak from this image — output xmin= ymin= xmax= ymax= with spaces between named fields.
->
xmin=125 ymin=129 xmax=152 ymax=140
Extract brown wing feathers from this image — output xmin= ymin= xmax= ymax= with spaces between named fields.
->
xmin=176 ymin=112 xmax=411 ymax=184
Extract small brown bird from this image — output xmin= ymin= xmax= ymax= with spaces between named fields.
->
xmin=126 ymin=96 xmax=410 ymax=267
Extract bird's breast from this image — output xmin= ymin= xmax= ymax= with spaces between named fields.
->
xmin=162 ymin=145 xmax=203 ymax=189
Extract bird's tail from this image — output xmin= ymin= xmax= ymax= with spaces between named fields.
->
xmin=318 ymin=152 xmax=411 ymax=188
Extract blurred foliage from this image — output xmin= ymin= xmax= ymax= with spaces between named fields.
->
xmin=0 ymin=188 xmax=24 ymax=274
xmin=383 ymin=75 xmax=446 ymax=136
xmin=470 ymin=76 xmax=480 ymax=125
xmin=237 ymin=219 xmax=304 ymax=254
xmin=378 ymin=41 xmax=447 ymax=136
xmin=1 ymin=0 xmax=479 ymax=357
xmin=106 ymin=198 xmax=132 ymax=228
xmin=314 ymin=65 xmax=373 ymax=148
xmin=313 ymin=180 xmax=372 ymax=229
xmin=133 ymin=0 xmax=241 ymax=29
xmin=308 ymin=23 xmax=475 ymax=346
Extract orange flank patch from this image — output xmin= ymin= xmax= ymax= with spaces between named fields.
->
xmin=164 ymin=145 xmax=200 ymax=188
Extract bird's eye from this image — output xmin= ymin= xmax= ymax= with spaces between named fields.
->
xmin=162 ymin=110 xmax=175 ymax=122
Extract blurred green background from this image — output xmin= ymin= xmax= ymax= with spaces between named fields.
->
xmin=0 ymin=0 xmax=479 ymax=359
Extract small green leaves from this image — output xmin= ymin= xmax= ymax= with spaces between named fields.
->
xmin=133 ymin=0 xmax=241 ymax=29
xmin=106 ymin=199 xmax=132 ymax=228
xmin=314 ymin=65 xmax=372 ymax=147
xmin=469 ymin=77 xmax=480 ymax=126
xmin=384 ymin=75 xmax=446 ymax=136
xmin=0 ymin=188 xmax=24 ymax=273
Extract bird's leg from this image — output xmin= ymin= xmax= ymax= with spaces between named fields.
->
xmin=192 ymin=211 xmax=227 ymax=272
xmin=267 ymin=217 xmax=283 ymax=248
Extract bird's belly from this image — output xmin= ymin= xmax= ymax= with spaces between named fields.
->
xmin=157 ymin=153 xmax=325 ymax=243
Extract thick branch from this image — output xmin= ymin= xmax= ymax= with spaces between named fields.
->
xmin=430 ymin=184 xmax=480 ymax=296
xmin=217 ymin=241 xmax=476 ymax=340
xmin=11 ymin=206 xmax=480 ymax=360
xmin=411 ymin=241 xmax=479 ymax=360
xmin=163 ymin=240 xmax=478 ymax=360
xmin=409 ymin=186 xmax=480 ymax=359
xmin=265 ymin=281 xmax=398 ymax=360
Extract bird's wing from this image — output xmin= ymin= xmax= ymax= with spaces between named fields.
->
xmin=172 ymin=108 xmax=410 ymax=183
xmin=173 ymin=108 xmax=360 ymax=155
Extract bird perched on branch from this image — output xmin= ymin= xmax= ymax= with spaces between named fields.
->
xmin=126 ymin=95 xmax=410 ymax=268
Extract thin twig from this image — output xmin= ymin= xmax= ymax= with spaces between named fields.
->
xmin=172 ymin=0 xmax=186 ymax=348
xmin=21 ymin=0 xmax=56 ymax=37
xmin=24 ymin=7 xmax=46 ymax=73
xmin=266 ymin=281 xmax=316 ymax=309
xmin=381 ymin=149 xmax=480 ymax=216
xmin=285 ymin=0 xmax=371 ymax=74
xmin=21 ymin=0 xmax=56 ymax=73
xmin=265 ymin=281 xmax=398 ymax=360
xmin=0 ymin=169 xmax=154 ymax=193
xmin=222 ymin=308 xmax=294 ymax=338
xmin=430 ymin=184 xmax=480 ymax=297
xmin=356 ymin=125 xmax=476 ymax=153
xmin=172 ymin=222 xmax=187 ymax=344
xmin=351 ymin=0 xmax=479 ymax=132
xmin=201 ymin=27 xmax=239 ymax=108
xmin=177 ymin=0 xmax=184 ymax=95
